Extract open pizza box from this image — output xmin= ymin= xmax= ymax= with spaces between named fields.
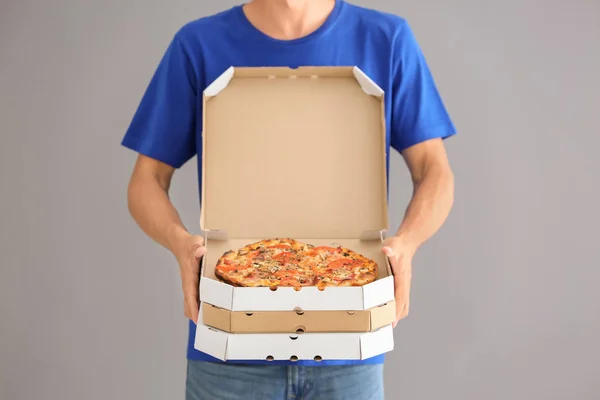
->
xmin=202 ymin=300 xmax=396 ymax=334
xmin=194 ymin=305 xmax=394 ymax=361
xmin=198 ymin=66 xmax=395 ymax=314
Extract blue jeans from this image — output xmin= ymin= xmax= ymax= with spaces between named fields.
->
xmin=186 ymin=360 xmax=385 ymax=400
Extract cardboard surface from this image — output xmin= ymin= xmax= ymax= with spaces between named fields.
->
xmin=199 ymin=66 xmax=393 ymax=312
xmin=194 ymin=307 xmax=395 ymax=361
xmin=201 ymin=66 xmax=387 ymax=239
xmin=202 ymin=301 xmax=396 ymax=333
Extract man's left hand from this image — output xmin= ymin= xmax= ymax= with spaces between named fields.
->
xmin=382 ymin=236 xmax=415 ymax=327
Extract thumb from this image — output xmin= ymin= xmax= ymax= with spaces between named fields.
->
xmin=382 ymin=246 xmax=394 ymax=258
xmin=189 ymin=236 xmax=206 ymax=259
xmin=195 ymin=245 xmax=207 ymax=259
xmin=382 ymin=245 xmax=398 ymax=273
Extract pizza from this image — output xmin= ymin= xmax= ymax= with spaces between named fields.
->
xmin=214 ymin=238 xmax=378 ymax=289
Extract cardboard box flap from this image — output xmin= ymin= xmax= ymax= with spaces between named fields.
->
xmin=201 ymin=66 xmax=388 ymax=239
xmin=360 ymin=325 xmax=395 ymax=359
xmin=204 ymin=66 xmax=235 ymax=97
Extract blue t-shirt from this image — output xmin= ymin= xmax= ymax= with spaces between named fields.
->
xmin=122 ymin=0 xmax=456 ymax=366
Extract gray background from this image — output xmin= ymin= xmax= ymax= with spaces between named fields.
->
xmin=1 ymin=0 xmax=599 ymax=399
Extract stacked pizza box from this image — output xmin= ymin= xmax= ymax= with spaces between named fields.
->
xmin=195 ymin=66 xmax=396 ymax=362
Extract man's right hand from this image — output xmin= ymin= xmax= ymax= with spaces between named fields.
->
xmin=126 ymin=155 xmax=209 ymax=323
xmin=170 ymin=230 xmax=207 ymax=324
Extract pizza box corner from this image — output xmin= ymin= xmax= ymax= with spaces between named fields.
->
xmin=198 ymin=66 xmax=394 ymax=312
xmin=194 ymin=305 xmax=395 ymax=362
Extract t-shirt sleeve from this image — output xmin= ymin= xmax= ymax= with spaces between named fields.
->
xmin=390 ymin=21 xmax=457 ymax=153
xmin=121 ymin=33 xmax=198 ymax=168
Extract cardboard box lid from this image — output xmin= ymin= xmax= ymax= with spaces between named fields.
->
xmin=200 ymin=66 xmax=388 ymax=239
xmin=194 ymin=306 xmax=395 ymax=361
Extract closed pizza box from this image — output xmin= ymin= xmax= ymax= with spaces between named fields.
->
xmin=194 ymin=306 xmax=394 ymax=361
xmin=202 ymin=300 xmax=396 ymax=333
xmin=198 ymin=66 xmax=395 ymax=312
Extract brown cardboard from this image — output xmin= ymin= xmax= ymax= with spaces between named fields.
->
xmin=198 ymin=66 xmax=394 ymax=313
xmin=202 ymin=301 xmax=396 ymax=333
xmin=201 ymin=66 xmax=388 ymax=239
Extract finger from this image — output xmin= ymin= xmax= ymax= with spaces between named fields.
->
xmin=189 ymin=235 xmax=205 ymax=246
xmin=395 ymin=301 xmax=407 ymax=320
xmin=397 ymin=303 xmax=407 ymax=322
xmin=394 ymin=278 xmax=408 ymax=316
xmin=185 ymin=294 xmax=199 ymax=323
xmin=182 ymin=263 xmax=199 ymax=299
xmin=393 ymin=257 xmax=411 ymax=274
xmin=383 ymin=247 xmax=399 ymax=274
xmin=382 ymin=246 xmax=394 ymax=258
xmin=183 ymin=277 xmax=199 ymax=301
xmin=190 ymin=236 xmax=206 ymax=257
xmin=394 ymin=275 xmax=407 ymax=298
xmin=189 ymin=303 xmax=199 ymax=325
xmin=194 ymin=245 xmax=207 ymax=259
xmin=177 ymin=255 xmax=198 ymax=277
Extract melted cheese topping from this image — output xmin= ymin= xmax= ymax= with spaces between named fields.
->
xmin=216 ymin=240 xmax=376 ymax=287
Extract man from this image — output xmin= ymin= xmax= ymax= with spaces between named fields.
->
xmin=122 ymin=0 xmax=455 ymax=398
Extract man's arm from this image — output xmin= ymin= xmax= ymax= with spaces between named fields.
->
xmin=382 ymin=19 xmax=457 ymax=325
xmin=127 ymin=154 xmax=188 ymax=250
xmin=395 ymin=137 xmax=455 ymax=251
xmin=127 ymin=154 xmax=206 ymax=323
xmin=383 ymin=138 xmax=454 ymax=325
